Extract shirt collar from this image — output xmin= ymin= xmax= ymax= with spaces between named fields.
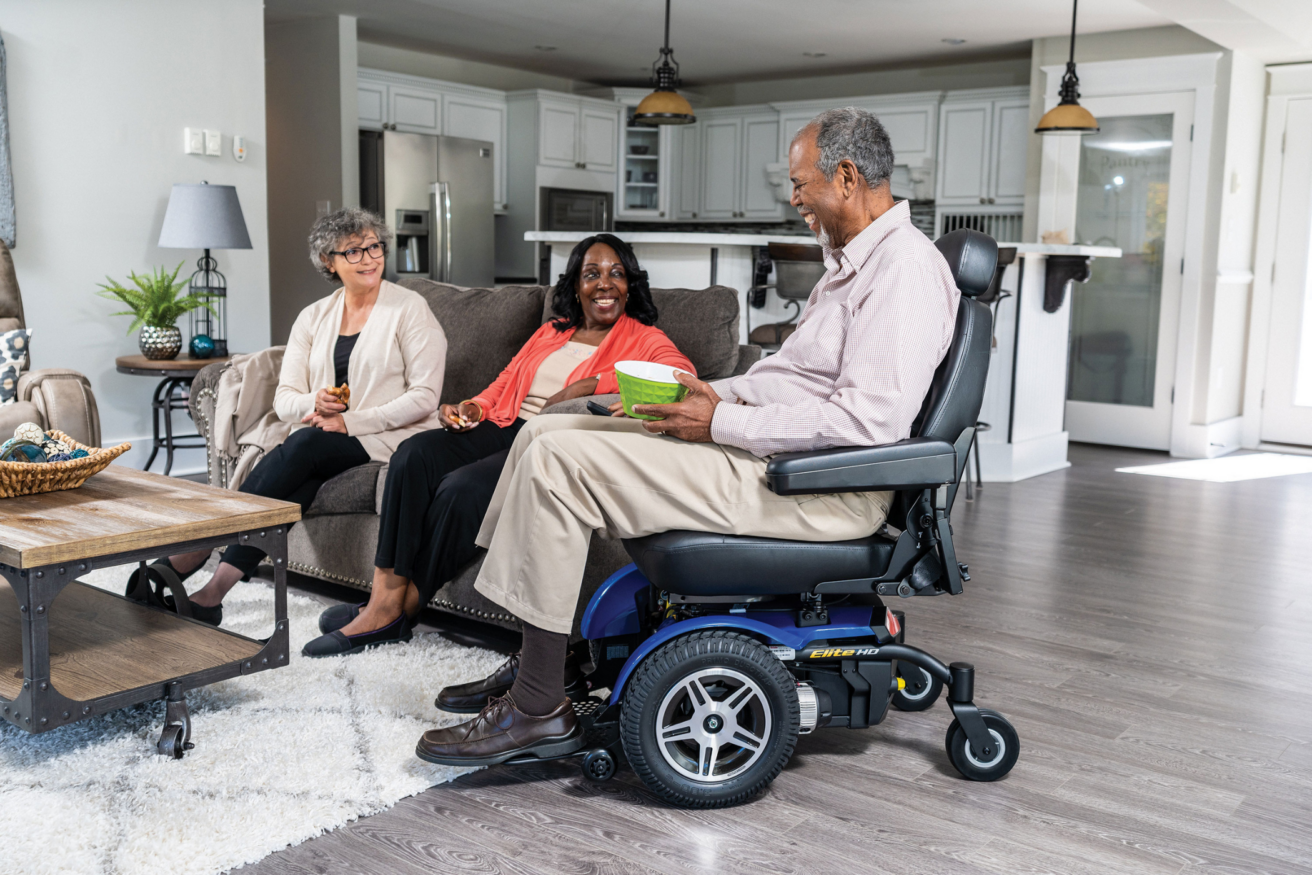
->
xmin=821 ymin=200 xmax=912 ymax=275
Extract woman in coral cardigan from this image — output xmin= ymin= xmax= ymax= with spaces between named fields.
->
xmin=302 ymin=233 xmax=694 ymax=658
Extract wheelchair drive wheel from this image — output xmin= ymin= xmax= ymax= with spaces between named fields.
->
xmin=944 ymin=709 xmax=1019 ymax=781
xmin=621 ymin=630 xmax=798 ymax=808
xmin=892 ymin=662 xmax=943 ymax=712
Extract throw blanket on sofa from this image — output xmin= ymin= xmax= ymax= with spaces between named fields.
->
xmin=215 ymin=347 xmax=293 ymax=490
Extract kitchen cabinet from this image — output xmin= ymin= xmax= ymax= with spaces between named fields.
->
xmin=358 ymin=69 xmax=508 ymax=211
xmin=935 ymin=88 xmax=1029 ymax=207
xmin=522 ymin=93 xmax=620 ymax=173
xmin=689 ymin=107 xmax=784 ymax=221
xmin=674 ymin=123 xmax=700 ymax=220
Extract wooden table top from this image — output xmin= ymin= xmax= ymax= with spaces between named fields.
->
xmin=116 ymin=354 xmax=232 ymax=375
xmin=0 ymin=466 xmax=300 ymax=568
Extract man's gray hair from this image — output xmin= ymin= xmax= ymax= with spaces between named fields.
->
xmin=308 ymin=207 xmax=394 ymax=281
xmin=800 ymin=107 xmax=895 ymax=189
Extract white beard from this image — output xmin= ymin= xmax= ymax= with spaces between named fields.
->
xmin=814 ymin=223 xmax=832 ymax=248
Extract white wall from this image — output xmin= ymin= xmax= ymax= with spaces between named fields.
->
xmin=1 ymin=0 xmax=269 ymax=474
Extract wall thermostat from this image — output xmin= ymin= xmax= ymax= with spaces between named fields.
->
xmin=233 ymin=136 xmax=247 ymax=162
xmin=184 ymin=127 xmax=204 ymax=155
xmin=204 ymin=129 xmax=222 ymax=156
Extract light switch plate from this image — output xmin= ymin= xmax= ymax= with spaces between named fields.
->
xmin=184 ymin=127 xmax=204 ymax=155
xmin=232 ymin=135 xmax=247 ymax=162
xmin=204 ymin=129 xmax=222 ymax=156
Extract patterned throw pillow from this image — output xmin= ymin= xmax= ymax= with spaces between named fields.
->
xmin=0 ymin=327 xmax=31 ymax=369
xmin=0 ymin=363 xmax=18 ymax=405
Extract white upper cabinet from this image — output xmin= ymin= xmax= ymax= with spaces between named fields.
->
xmin=700 ymin=116 xmax=741 ymax=220
xmin=741 ymin=113 xmax=782 ymax=219
xmin=935 ymin=88 xmax=1030 ymax=207
xmin=538 ymin=99 xmax=580 ymax=168
xmin=674 ymin=123 xmax=701 ymax=220
xmin=358 ymin=70 xmax=508 ymax=211
xmin=581 ymin=107 xmax=619 ymax=173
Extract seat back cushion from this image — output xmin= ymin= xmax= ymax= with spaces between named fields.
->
xmin=912 ymin=298 xmax=992 ymax=446
xmin=398 ymin=279 xmax=546 ymax=405
xmin=541 ymin=284 xmax=741 ymax=380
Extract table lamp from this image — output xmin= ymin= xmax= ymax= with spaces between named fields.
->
xmin=158 ymin=182 xmax=252 ymax=357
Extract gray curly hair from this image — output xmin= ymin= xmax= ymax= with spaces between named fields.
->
xmin=308 ymin=207 xmax=393 ymax=281
xmin=798 ymin=107 xmax=895 ymax=189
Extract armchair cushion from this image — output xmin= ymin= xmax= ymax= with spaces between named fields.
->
xmin=766 ymin=437 xmax=957 ymax=496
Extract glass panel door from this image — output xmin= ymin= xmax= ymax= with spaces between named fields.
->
xmin=1064 ymin=94 xmax=1193 ymax=450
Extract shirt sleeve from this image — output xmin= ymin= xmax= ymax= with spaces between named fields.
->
xmin=710 ymin=259 xmax=954 ymax=457
xmin=273 ymin=307 xmax=319 ymax=425
xmin=341 ymin=304 xmax=447 ymax=437
xmin=709 ymin=377 xmax=739 ymax=405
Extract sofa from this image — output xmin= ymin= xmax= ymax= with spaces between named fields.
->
xmin=0 ymin=240 xmax=102 ymax=446
xmin=190 ymin=279 xmax=760 ymax=632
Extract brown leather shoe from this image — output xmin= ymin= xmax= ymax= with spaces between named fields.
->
xmin=415 ymin=694 xmax=582 ymax=766
xmin=435 ymin=652 xmax=588 ymax=713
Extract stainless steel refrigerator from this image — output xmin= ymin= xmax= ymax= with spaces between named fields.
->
xmin=366 ymin=130 xmax=495 ymax=287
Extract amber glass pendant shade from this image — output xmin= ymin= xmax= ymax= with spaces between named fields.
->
xmin=634 ymin=0 xmax=695 ymax=126
xmin=1036 ymin=0 xmax=1099 ymax=136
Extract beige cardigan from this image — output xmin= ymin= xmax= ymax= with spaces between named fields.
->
xmin=274 ymin=280 xmax=447 ymax=462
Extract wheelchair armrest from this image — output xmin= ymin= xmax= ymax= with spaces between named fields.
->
xmin=765 ymin=437 xmax=957 ymax=495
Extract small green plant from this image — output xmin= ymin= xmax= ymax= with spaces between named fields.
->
xmin=97 ymin=263 xmax=217 ymax=334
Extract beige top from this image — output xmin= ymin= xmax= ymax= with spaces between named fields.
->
xmin=274 ymin=280 xmax=447 ymax=463
xmin=518 ymin=341 xmax=597 ymax=419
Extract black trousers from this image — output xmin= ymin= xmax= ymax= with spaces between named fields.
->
xmin=221 ymin=427 xmax=371 ymax=575
xmin=374 ymin=418 xmax=525 ymax=604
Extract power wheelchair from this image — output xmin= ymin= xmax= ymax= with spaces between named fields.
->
xmin=503 ymin=229 xmax=1017 ymax=808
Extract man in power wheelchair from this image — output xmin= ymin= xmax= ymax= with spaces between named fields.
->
xmin=415 ymin=107 xmax=1019 ymax=807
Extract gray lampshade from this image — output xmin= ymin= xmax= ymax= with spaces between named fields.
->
xmin=158 ymin=183 xmax=252 ymax=249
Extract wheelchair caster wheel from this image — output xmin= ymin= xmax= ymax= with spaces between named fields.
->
xmin=892 ymin=663 xmax=942 ymax=712
xmin=157 ymin=724 xmax=191 ymax=759
xmin=581 ymin=748 xmax=617 ymax=783
xmin=945 ymin=709 xmax=1018 ymax=781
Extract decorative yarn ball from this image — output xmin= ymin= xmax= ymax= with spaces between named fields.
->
xmin=41 ymin=438 xmax=70 ymax=457
xmin=48 ymin=453 xmax=72 ymax=462
xmin=13 ymin=422 xmax=45 ymax=444
xmin=69 ymin=448 xmax=90 ymax=459
xmin=189 ymin=334 xmax=216 ymax=359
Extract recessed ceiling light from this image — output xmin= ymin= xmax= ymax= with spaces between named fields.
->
xmin=803 ymin=51 xmax=827 ymax=58
xmin=534 ymin=45 xmax=557 ymax=52
xmin=942 ymin=38 xmax=967 ymax=45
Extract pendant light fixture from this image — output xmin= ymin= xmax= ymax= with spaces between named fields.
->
xmin=633 ymin=0 xmax=695 ymax=125
xmin=1035 ymin=0 xmax=1100 ymax=135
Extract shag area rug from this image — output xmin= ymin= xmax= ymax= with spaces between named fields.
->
xmin=0 ymin=565 xmax=505 ymax=875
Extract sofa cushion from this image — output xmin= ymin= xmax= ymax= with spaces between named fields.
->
xmin=306 ymin=461 xmax=385 ymax=516
xmin=541 ymin=285 xmax=741 ymax=381
xmin=398 ymin=279 xmax=545 ymax=405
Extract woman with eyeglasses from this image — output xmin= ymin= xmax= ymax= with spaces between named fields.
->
xmin=126 ymin=208 xmax=447 ymax=626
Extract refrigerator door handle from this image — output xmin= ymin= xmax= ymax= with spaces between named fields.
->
xmin=439 ymin=182 xmax=453 ymax=282
xmin=435 ymin=183 xmax=451 ymax=282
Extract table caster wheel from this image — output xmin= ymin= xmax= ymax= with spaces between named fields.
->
xmin=581 ymin=748 xmax=616 ymax=783
xmin=158 ymin=724 xmax=189 ymax=759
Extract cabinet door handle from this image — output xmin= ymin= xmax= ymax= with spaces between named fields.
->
xmin=659 ymin=210 xmax=665 ymax=217
xmin=692 ymin=212 xmax=698 ymax=218
xmin=979 ymin=197 xmax=986 ymax=204
xmin=988 ymin=197 xmax=996 ymax=204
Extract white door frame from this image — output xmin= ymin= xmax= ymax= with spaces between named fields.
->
xmin=1039 ymin=53 xmax=1221 ymax=456
xmin=1242 ymin=63 xmax=1312 ymax=451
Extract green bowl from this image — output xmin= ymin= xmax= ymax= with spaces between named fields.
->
xmin=615 ymin=361 xmax=689 ymax=421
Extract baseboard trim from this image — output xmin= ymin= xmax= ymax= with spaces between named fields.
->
xmin=978 ymin=431 xmax=1071 ymax=482
xmin=1171 ymin=417 xmax=1242 ymax=459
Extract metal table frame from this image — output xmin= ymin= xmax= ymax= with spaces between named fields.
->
xmin=0 ymin=525 xmax=289 ymax=753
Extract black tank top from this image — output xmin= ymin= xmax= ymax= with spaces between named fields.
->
xmin=334 ymin=333 xmax=359 ymax=387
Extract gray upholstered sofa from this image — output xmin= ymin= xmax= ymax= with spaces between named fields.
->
xmin=190 ymin=280 xmax=760 ymax=632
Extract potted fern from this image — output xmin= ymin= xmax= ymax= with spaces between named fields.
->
xmin=97 ymin=263 xmax=217 ymax=360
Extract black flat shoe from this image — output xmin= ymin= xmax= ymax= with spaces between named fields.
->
xmin=318 ymin=602 xmax=364 ymax=635
xmin=124 ymin=561 xmax=222 ymax=627
xmin=301 ymin=612 xmax=413 ymax=658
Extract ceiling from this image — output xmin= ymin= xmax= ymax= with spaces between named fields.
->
xmin=264 ymin=0 xmax=1178 ymax=86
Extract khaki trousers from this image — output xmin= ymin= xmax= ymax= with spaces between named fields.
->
xmin=474 ymin=415 xmax=891 ymax=635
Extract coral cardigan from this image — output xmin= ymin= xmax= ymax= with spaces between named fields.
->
xmin=470 ymin=314 xmax=695 ymax=427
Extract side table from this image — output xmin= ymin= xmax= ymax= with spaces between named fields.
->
xmin=116 ymin=354 xmax=232 ymax=476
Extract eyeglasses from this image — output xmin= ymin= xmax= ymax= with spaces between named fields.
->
xmin=329 ymin=242 xmax=388 ymax=264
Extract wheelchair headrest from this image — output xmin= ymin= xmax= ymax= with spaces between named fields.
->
xmin=934 ymin=230 xmax=998 ymax=298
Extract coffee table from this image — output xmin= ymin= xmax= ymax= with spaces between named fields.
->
xmin=0 ymin=466 xmax=299 ymax=756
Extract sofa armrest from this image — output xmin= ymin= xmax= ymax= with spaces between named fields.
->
xmin=188 ymin=360 xmax=232 ymax=487
xmin=17 ymin=368 xmax=101 ymax=447
xmin=765 ymin=437 xmax=957 ymax=496
xmin=730 ymin=344 xmax=762 ymax=377
xmin=541 ymin=393 xmax=621 ymax=416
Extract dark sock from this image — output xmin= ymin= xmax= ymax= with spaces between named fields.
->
xmin=509 ymin=622 xmax=569 ymax=717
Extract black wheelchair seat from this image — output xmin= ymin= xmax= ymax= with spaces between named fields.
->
xmin=624 ymin=529 xmax=897 ymax=596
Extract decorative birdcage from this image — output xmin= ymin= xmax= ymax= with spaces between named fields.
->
xmin=186 ymin=252 xmax=228 ymax=357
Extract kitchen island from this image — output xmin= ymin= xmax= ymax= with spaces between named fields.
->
xmin=528 ymin=230 xmax=1120 ymax=482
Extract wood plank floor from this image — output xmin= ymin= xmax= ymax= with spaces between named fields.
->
xmin=245 ymin=443 xmax=1312 ymax=875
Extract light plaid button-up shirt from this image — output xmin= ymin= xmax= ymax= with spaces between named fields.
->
xmin=710 ymin=201 xmax=960 ymax=458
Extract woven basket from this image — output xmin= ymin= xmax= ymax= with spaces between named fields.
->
xmin=0 ymin=430 xmax=131 ymax=499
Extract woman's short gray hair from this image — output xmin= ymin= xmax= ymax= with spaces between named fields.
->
xmin=308 ymin=207 xmax=393 ymax=281
xmin=799 ymin=107 xmax=895 ymax=189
